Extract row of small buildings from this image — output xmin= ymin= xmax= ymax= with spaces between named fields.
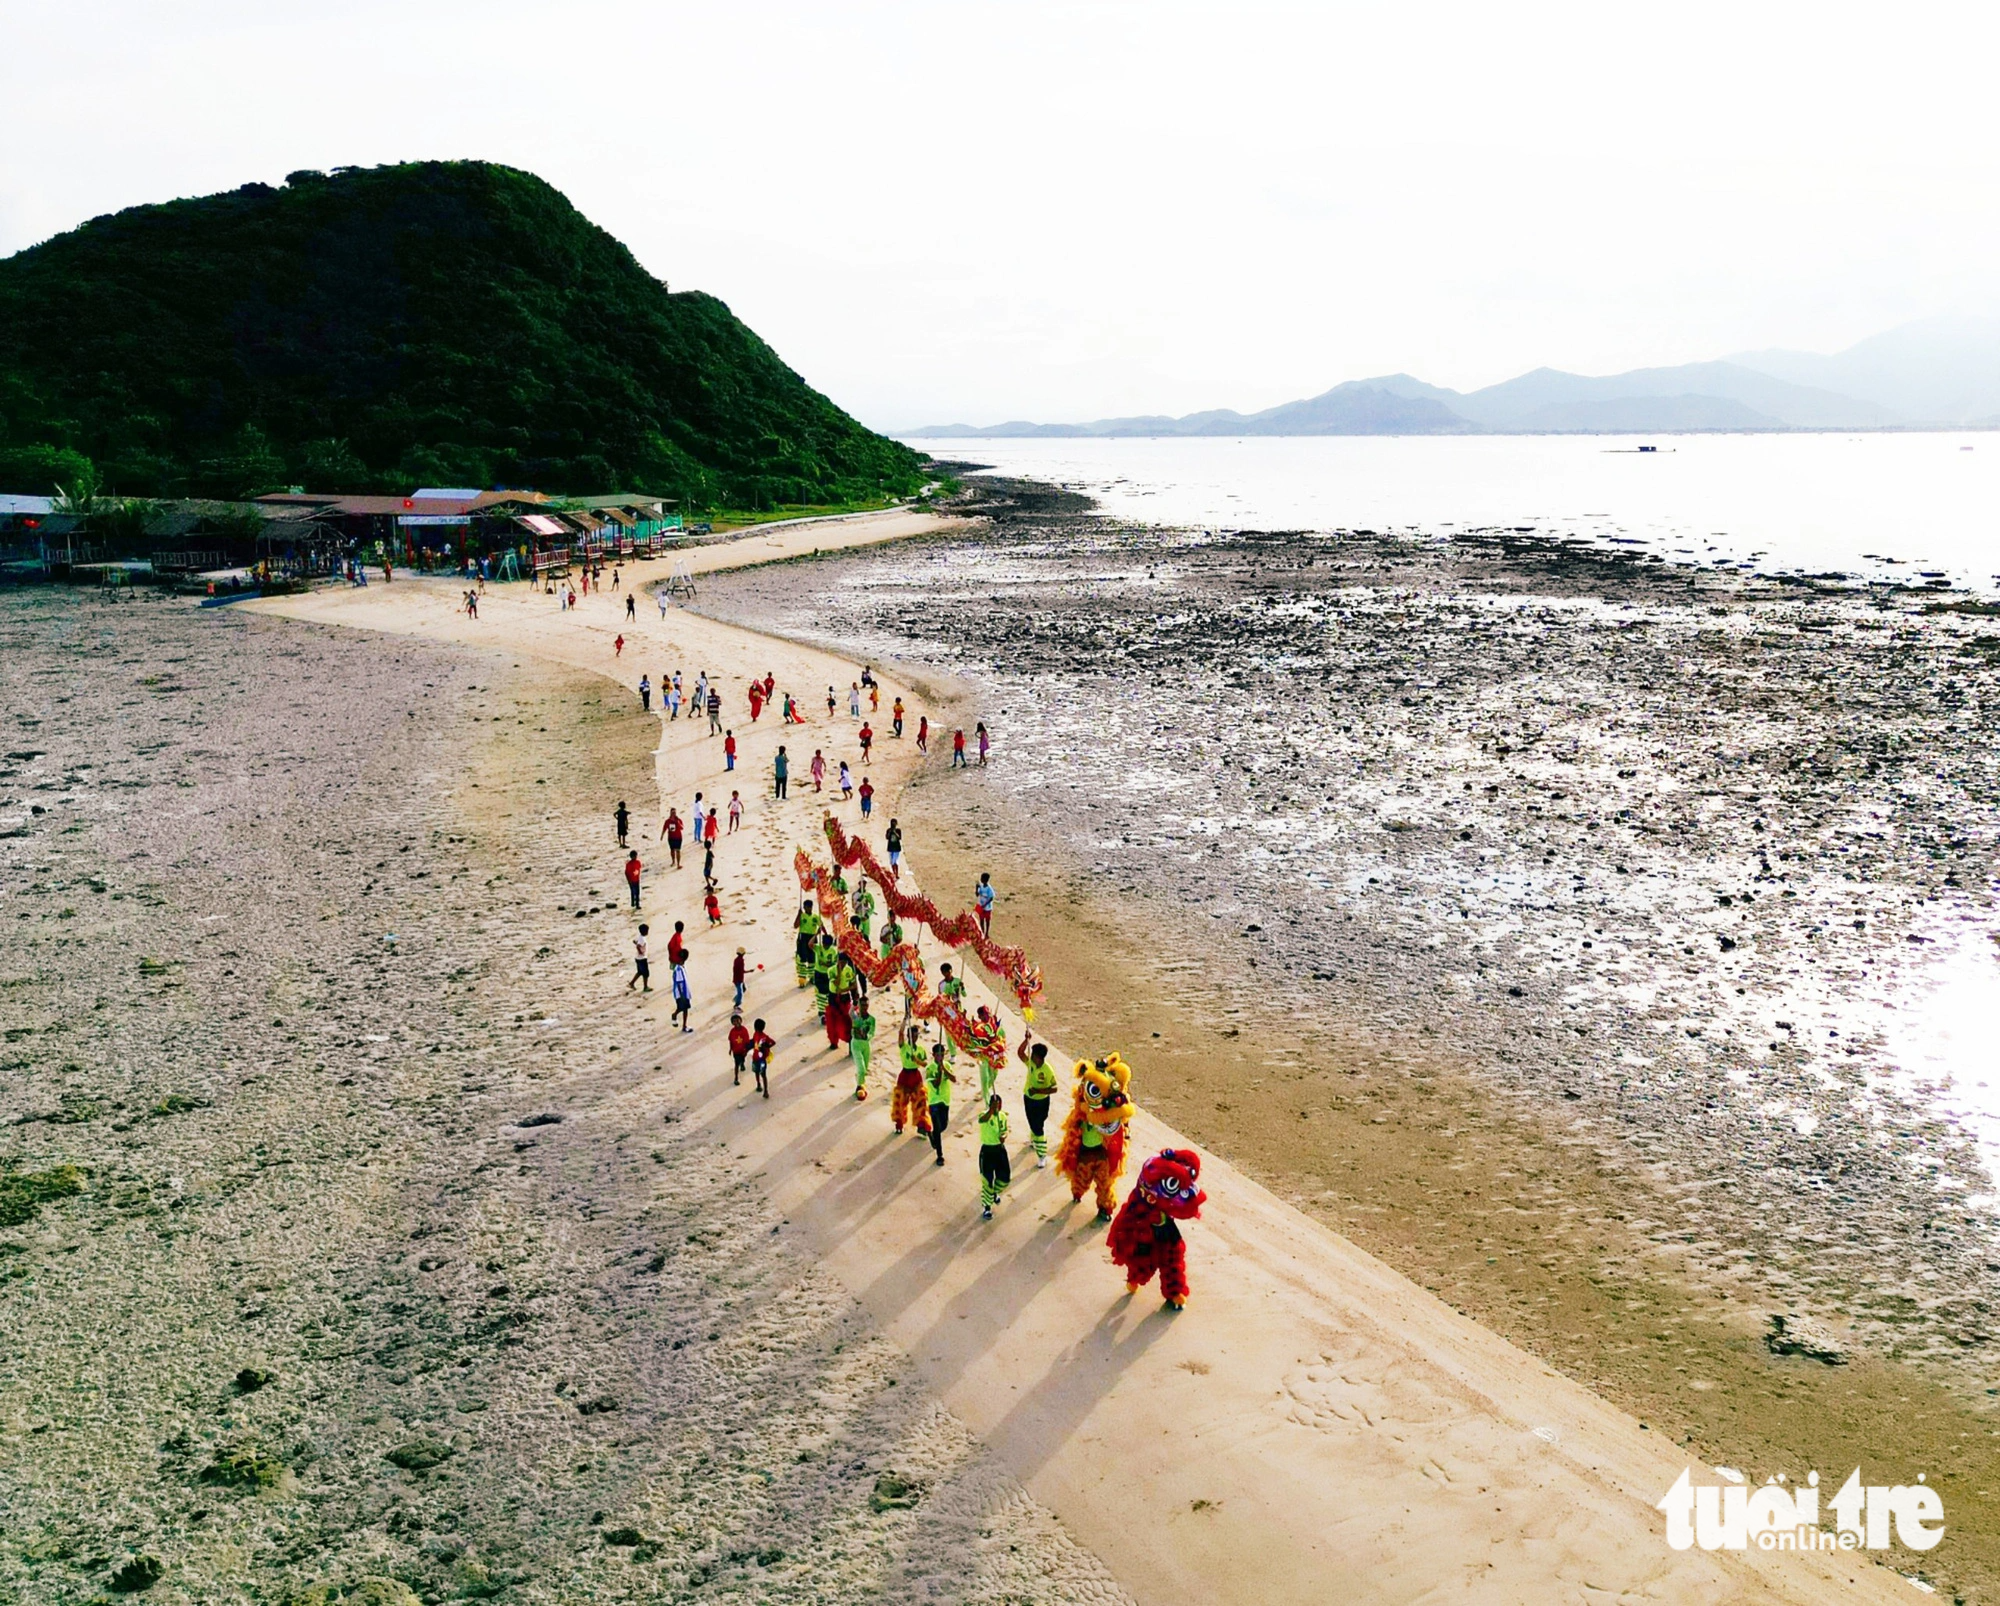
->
xmin=0 ymin=488 xmax=692 ymax=581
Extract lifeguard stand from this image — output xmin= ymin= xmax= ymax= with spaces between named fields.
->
xmin=662 ymin=558 xmax=698 ymax=600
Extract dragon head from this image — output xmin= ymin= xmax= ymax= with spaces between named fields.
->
xmin=1072 ymin=1052 xmax=1133 ymax=1130
xmin=1133 ymin=1148 xmax=1205 ymax=1219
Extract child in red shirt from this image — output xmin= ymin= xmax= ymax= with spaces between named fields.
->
xmin=727 ymin=1014 xmax=751 ymax=1085
xmin=750 ymin=1018 xmax=776 ymax=1098
xmin=724 ymin=731 xmax=737 ymax=770
xmin=704 ymin=888 xmax=722 ymax=926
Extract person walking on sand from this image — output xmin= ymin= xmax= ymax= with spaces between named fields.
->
xmin=666 ymin=920 xmax=689 ymax=968
xmin=773 ymin=745 xmax=789 ymax=799
xmin=624 ymin=849 xmax=643 ymax=909
xmin=728 ymin=1013 xmax=751 ymax=1085
xmin=704 ymin=886 xmax=722 ymax=927
xmin=827 ymin=685 xmax=838 ymax=718
xmin=811 ymin=934 xmax=839 ymax=1023
xmin=850 ymin=995 xmax=876 ymax=1100
xmin=858 ymin=722 xmax=873 ymax=762
xmin=925 ymin=1044 xmax=955 ymax=1166
xmin=916 ymin=716 xmax=929 ymax=754
xmin=702 ymin=839 xmax=716 ymax=891
xmin=892 ymin=697 xmax=905 ymax=738
xmin=869 ymin=682 xmax=880 ymax=713
xmin=750 ymin=1017 xmax=775 ymax=1098
xmin=625 ymin=591 xmax=636 ymax=621
xmin=892 ymin=1027 xmax=930 ymax=1134
xmin=763 ymin=672 xmax=776 ymax=703
xmin=704 ymin=808 xmax=718 ymax=851
xmin=977 ymin=722 xmax=990 ymax=766
xmin=838 ymin=761 xmax=853 ymax=801
xmin=977 ymin=1094 xmax=1012 ymax=1219
xmin=748 ymin=682 xmax=763 ymax=722
xmin=658 ymin=588 xmax=669 ymax=620
xmin=638 ymin=675 xmax=651 ymax=712
xmin=614 ymin=634 xmax=625 ymax=658
xmin=810 ymin=749 xmax=826 ymax=793
xmin=975 ymin=872 xmax=995 ymax=937
xmin=859 ymin=775 xmax=874 ymax=820
xmin=663 ymin=808 xmax=684 ymax=868
xmin=1018 ymin=1031 xmax=1058 ymax=1166
xmin=849 ymin=682 xmax=862 ymax=718
xmin=793 ymin=898 xmax=821 ymax=986
xmin=825 ymin=976 xmax=852 ymax=1054
xmin=727 ymin=791 xmax=743 ymax=833
xmin=628 ymin=924 xmax=651 ymax=993
xmin=951 ymin=728 xmax=968 ymax=768
xmin=708 ymin=687 xmax=722 ymax=735
xmin=732 ymin=945 xmax=748 ymax=1011
xmin=671 ymin=955 xmax=693 ymax=1033
xmin=614 ymin=800 xmax=630 ymax=847
xmin=691 ymin=793 xmax=706 ymax=845
xmin=885 ymin=819 xmax=903 ymax=873
xmin=723 ymin=729 xmax=737 ymax=771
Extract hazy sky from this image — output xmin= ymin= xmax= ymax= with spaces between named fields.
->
xmin=6 ymin=0 xmax=1997 ymax=429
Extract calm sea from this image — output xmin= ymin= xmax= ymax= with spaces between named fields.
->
xmin=902 ymin=432 xmax=2000 ymax=595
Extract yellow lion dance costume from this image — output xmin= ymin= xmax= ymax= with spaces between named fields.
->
xmin=1054 ymin=1052 xmax=1135 ymax=1220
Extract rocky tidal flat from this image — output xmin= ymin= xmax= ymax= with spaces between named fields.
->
xmin=698 ymin=483 xmax=2000 ymax=1388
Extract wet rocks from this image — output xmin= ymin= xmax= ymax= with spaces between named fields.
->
xmin=1765 ymin=1312 xmax=1848 ymax=1365
xmin=106 ymin=1553 xmax=164 ymax=1593
xmin=383 ymin=1439 xmax=453 ymax=1471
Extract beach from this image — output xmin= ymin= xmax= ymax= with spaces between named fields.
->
xmin=0 ymin=508 xmax=1936 ymax=1602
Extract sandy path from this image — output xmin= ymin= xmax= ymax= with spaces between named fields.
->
xmin=254 ymin=512 xmax=1913 ymax=1603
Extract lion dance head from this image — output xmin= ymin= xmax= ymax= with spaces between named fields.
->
xmin=1073 ymin=1053 xmax=1132 ymax=1131
xmin=1132 ymin=1148 xmax=1205 ymax=1219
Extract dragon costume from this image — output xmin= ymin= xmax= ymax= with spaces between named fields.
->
xmin=1054 ymin=1052 xmax=1135 ymax=1219
xmin=1108 ymin=1148 xmax=1206 ymax=1309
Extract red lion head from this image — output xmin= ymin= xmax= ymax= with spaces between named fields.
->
xmin=1134 ymin=1149 xmax=1205 ymax=1219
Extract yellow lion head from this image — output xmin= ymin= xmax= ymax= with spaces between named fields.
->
xmin=1072 ymin=1052 xmax=1133 ymax=1131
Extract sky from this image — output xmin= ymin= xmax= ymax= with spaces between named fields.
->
xmin=5 ymin=0 xmax=1998 ymax=430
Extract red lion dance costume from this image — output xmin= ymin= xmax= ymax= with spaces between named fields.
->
xmin=1108 ymin=1148 xmax=1206 ymax=1310
xmin=1054 ymin=1053 xmax=1134 ymax=1219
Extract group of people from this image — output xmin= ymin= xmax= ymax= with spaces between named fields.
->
xmin=779 ymin=854 xmax=1034 ymax=1220
xmin=612 ymin=651 xmax=1054 ymax=1231
xmin=636 ymin=667 xmax=725 ymax=731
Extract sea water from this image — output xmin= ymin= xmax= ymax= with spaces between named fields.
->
xmin=904 ymin=432 xmax=2000 ymax=595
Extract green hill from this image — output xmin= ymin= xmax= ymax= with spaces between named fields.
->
xmin=0 ymin=161 xmax=924 ymax=507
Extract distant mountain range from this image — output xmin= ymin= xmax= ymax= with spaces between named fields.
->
xmin=910 ymin=316 xmax=2000 ymax=438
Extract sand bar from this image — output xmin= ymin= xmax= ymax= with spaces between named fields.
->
xmin=253 ymin=510 xmax=1913 ymax=1603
